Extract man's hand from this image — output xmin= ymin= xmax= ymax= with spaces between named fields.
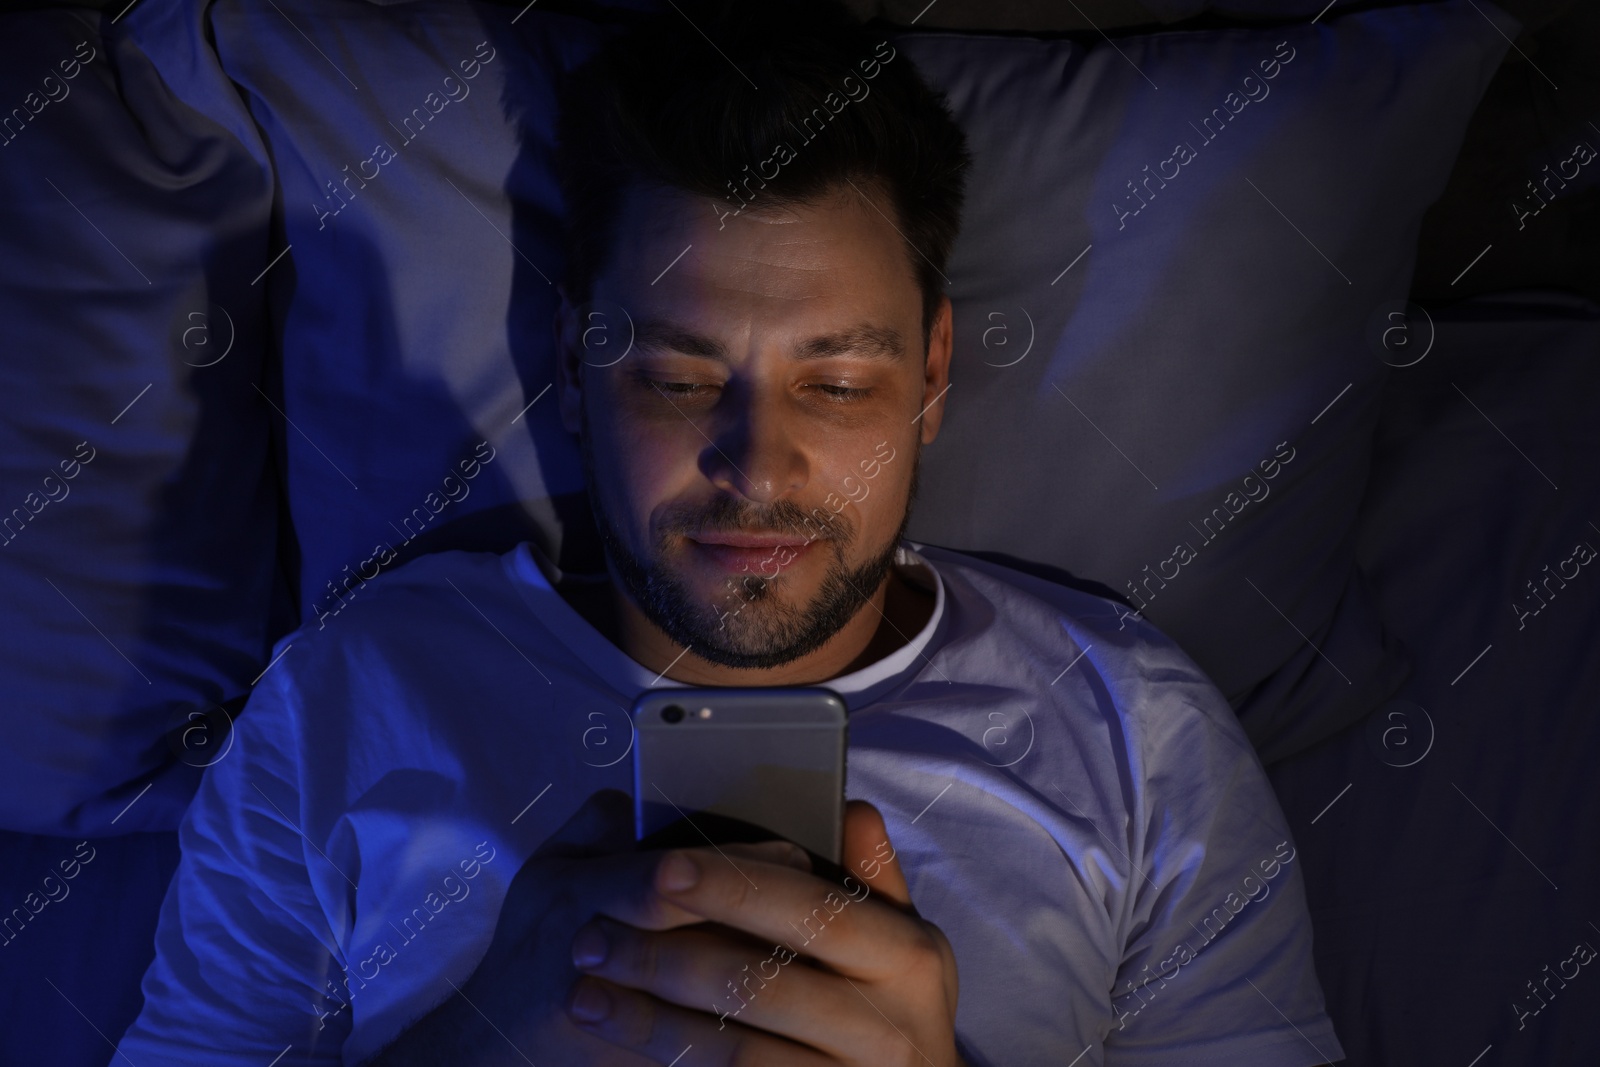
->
xmin=365 ymin=791 xmax=964 ymax=1066
xmin=565 ymin=798 xmax=965 ymax=1066
xmin=368 ymin=789 xmax=799 ymax=1066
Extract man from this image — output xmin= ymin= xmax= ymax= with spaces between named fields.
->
xmin=114 ymin=2 xmax=1344 ymax=1064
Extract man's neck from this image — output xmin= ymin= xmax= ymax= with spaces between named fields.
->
xmin=555 ymin=563 xmax=935 ymax=686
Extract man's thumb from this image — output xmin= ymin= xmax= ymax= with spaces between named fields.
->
xmin=842 ymin=799 xmax=913 ymax=911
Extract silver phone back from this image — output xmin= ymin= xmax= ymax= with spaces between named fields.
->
xmin=632 ymin=686 xmax=847 ymax=864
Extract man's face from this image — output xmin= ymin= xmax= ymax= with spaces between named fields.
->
xmin=557 ymin=180 xmax=951 ymax=670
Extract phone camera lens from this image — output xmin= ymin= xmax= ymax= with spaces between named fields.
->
xmin=661 ymin=704 xmax=685 ymax=723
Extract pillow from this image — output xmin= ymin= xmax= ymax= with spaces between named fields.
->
xmin=215 ymin=0 xmax=1512 ymax=763
xmin=209 ymin=0 xmax=611 ymax=627
xmin=898 ymin=2 xmax=1514 ymax=760
xmin=866 ymin=0 xmax=1564 ymax=33
xmin=0 ymin=7 xmax=283 ymax=834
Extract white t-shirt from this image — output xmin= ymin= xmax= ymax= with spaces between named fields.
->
xmin=114 ymin=539 xmax=1344 ymax=1066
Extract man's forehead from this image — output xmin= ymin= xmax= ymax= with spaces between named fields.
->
xmin=623 ymin=181 xmax=899 ymax=259
xmin=598 ymin=179 xmax=918 ymax=313
xmin=631 ymin=316 xmax=908 ymax=364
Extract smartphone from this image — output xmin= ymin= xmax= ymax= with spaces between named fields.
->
xmin=632 ymin=686 xmax=848 ymax=880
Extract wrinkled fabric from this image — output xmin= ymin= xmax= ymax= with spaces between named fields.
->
xmin=117 ymin=541 xmax=1341 ymax=1065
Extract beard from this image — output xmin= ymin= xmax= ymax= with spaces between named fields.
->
xmin=578 ymin=403 xmax=921 ymax=671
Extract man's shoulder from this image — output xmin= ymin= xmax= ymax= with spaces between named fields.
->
xmin=911 ymin=541 xmax=1245 ymax=735
xmin=230 ymin=545 xmax=543 ymax=782
xmin=913 ymin=541 xmax=1180 ymax=655
xmin=320 ymin=543 xmax=516 ymax=621
xmin=272 ymin=544 xmax=527 ymax=675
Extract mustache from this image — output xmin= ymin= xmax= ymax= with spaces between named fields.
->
xmin=655 ymin=495 xmax=852 ymax=544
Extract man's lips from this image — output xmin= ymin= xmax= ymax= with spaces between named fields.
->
xmin=686 ymin=532 xmax=818 ymax=572
xmin=689 ymin=531 xmax=813 ymax=548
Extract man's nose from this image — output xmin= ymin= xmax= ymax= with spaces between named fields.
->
xmin=699 ymin=387 xmax=808 ymax=505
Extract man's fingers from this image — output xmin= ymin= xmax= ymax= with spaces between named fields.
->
xmin=515 ymin=793 xmax=820 ymax=934
xmin=646 ymin=846 xmax=934 ymax=982
xmin=572 ymin=916 xmax=882 ymax=1060
xmin=719 ymin=839 xmax=814 ymax=872
xmin=548 ymin=842 xmax=817 ymax=934
xmin=565 ymin=975 xmax=837 ymax=1067
xmin=842 ymin=800 xmax=912 ymax=910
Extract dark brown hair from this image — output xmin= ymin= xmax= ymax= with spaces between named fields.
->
xmin=553 ymin=0 xmax=973 ymax=347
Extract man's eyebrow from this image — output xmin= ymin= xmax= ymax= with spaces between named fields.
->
xmin=633 ymin=319 xmax=906 ymax=363
xmin=634 ymin=320 xmax=725 ymax=359
xmin=795 ymin=324 xmax=905 ymax=362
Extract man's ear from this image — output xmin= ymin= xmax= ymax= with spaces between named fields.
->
xmin=554 ymin=284 xmax=584 ymax=436
xmin=918 ymin=294 xmax=953 ymax=446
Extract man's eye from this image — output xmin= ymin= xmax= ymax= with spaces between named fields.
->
xmin=810 ymin=384 xmax=872 ymax=400
xmin=639 ymin=377 xmax=869 ymax=402
xmin=642 ymin=379 xmax=716 ymax=398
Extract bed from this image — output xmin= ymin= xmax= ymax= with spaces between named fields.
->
xmin=0 ymin=0 xmax=1593 ymax=1063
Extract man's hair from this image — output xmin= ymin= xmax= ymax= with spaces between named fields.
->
xmin=553 ymin=0 xmax=973 ymax=349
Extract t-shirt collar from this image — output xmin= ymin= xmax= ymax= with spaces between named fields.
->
xmin=504 ymin=537 xmax=946 ymax=712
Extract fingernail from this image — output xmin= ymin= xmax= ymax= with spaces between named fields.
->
xmin=571 ymin=925 xmax=608 ymax=968
xmin=568 ymin=979 xmax=610 ymax=1022
xmin=657 ymin=851 xmax=699 ymax=892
